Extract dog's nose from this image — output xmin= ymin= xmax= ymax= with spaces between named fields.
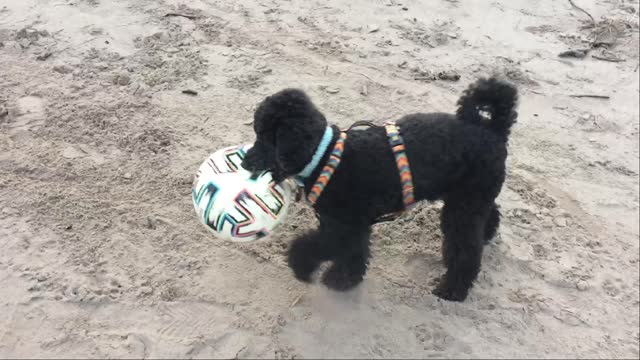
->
xmin=241 ymin=162 xmax=261 ymax=179
xmin=241 ymin=150 xmax=260 ymax=170
xmin=249 ymin=171 xmax=262 ymax=180
xmin=240 ymin=158 xmax=253 ymax=171
xmin=240 ymin=156 xmax=264 ymax=180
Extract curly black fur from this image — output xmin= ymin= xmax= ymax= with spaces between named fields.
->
xmin=242 ymin=76 xmax=518 ymax=302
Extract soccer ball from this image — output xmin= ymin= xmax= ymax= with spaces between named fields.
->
xmin=192 ymin=144 xmax=294 ymax=242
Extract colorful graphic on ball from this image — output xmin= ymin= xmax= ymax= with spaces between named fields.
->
xmin=192 ymin=144 xmax=293 ymax=243
xmin=201 ymin=143 xmax=252 ymax=175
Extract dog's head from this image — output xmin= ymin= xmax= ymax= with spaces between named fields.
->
xmin=241 ymin=89 xmax=328 ymax=183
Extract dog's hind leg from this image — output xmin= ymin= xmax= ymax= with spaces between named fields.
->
xmin=321 ymin=222 xmax=371 ymax=292
xmin=434 ymin=194 xmax=492 ymax=302
xmin=484 ymin=203 xmax=500 ymax=243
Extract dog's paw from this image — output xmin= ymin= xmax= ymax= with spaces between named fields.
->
xmin=287 ymin=246 xmax=317 ymax=283
xmin=287 ymin=258 xmax=316 ymax=283
xmin=321 ymin=263 xmax=363 ymax=292
xmin=432 ymin=279 xmax=469 ymax=302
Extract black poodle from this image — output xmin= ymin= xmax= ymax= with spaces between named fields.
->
xmin=241 ymin=77 xmax=518 ymax=302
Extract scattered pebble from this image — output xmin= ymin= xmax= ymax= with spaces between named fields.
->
xmin=62 ymin=146 xmax=87 ymax=159
xmin=367 ymin=24 xmax=380 ymax=33
xmin=554 ymin=217 xmax=567 ymax=227
xmin=576 ymin=280 xmax=589 ymax=291
xmin=76 ymin=286 xmax=89 ymax=300
xmin=138 ymin=286 xmax=153 ymax=296
xmin=113 ymin=72 xmax=131 ymax=86
xmin=36 ymin=52 xmax=52 ymax=61
xmin=123 ymin=172 xmax=133 ymax=180
xmin=586 ymin=240 xmax=601 ymax=248
xmin=53 ymin=65 xmax=73 ymax=74
xmin=438 ymin=70 xmax=461 ymax=81
xmin=181 ymin=89 xmax=198 ymax=96
xmin=559 ymin=49 xmax=589 ymax=59
xmin=16 ymin=28 xmax=43 ymax=41
xmin=325 ymin=87 xmax=340 ymax=94
xmin=89 ymin=27 xmax=104 ymax=35
xmin=360 ymin=85 xmax=368 ymax=96
xmin=18 ymin=39 xmax=32 ymax=49
xmin=146 ymin=216 xmax=157 ymax=230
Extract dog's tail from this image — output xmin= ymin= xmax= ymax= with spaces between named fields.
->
xmin=456 ymin=76 xmax=518 ymax=139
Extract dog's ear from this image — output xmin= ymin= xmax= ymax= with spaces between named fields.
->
xmin=265 ymin=89 xmax=327 ymax=176
xmin=274 ymin=121 xmax=315 ymax=175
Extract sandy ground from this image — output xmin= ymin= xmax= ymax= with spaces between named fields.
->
xmin=1 ymin=0 xmax=639 ymax=358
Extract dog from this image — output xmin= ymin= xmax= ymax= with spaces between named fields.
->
xmin=241 ymin=76 xmax=518 ymax=302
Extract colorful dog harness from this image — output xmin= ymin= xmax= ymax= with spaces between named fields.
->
xmin=307 ymin=132 xmax=347 ymax=205
xmin=384 ymin=122 xmax=416 ymax=208
xmin=302 ymin=122 xmax=416 ymax=213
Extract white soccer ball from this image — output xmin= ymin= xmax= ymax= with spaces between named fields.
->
xmin=192 ymin=144 xmax=294 ymax=242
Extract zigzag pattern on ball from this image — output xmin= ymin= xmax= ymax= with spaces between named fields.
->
xmin=214 ymin=190 xmax=269 ymax=239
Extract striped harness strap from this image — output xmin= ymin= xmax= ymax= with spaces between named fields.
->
xmin=307 ymin=132 xmax=348 ymax=205
xmin=306 ymin=122 xmax=416 ymax=212
xmin=384 ymin=122 xmax=416 ymax=208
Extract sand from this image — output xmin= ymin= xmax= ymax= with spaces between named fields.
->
xmin=0 ymin=0 xmax=639 ymax=358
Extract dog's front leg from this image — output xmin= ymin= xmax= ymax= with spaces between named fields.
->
xmin=320 ymin=220 xmax=371 ymax=292
xmin=287 ymin=225 xmax=332 ymax=283
xmin=287 ymin=215 xmax=371 ymax=291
